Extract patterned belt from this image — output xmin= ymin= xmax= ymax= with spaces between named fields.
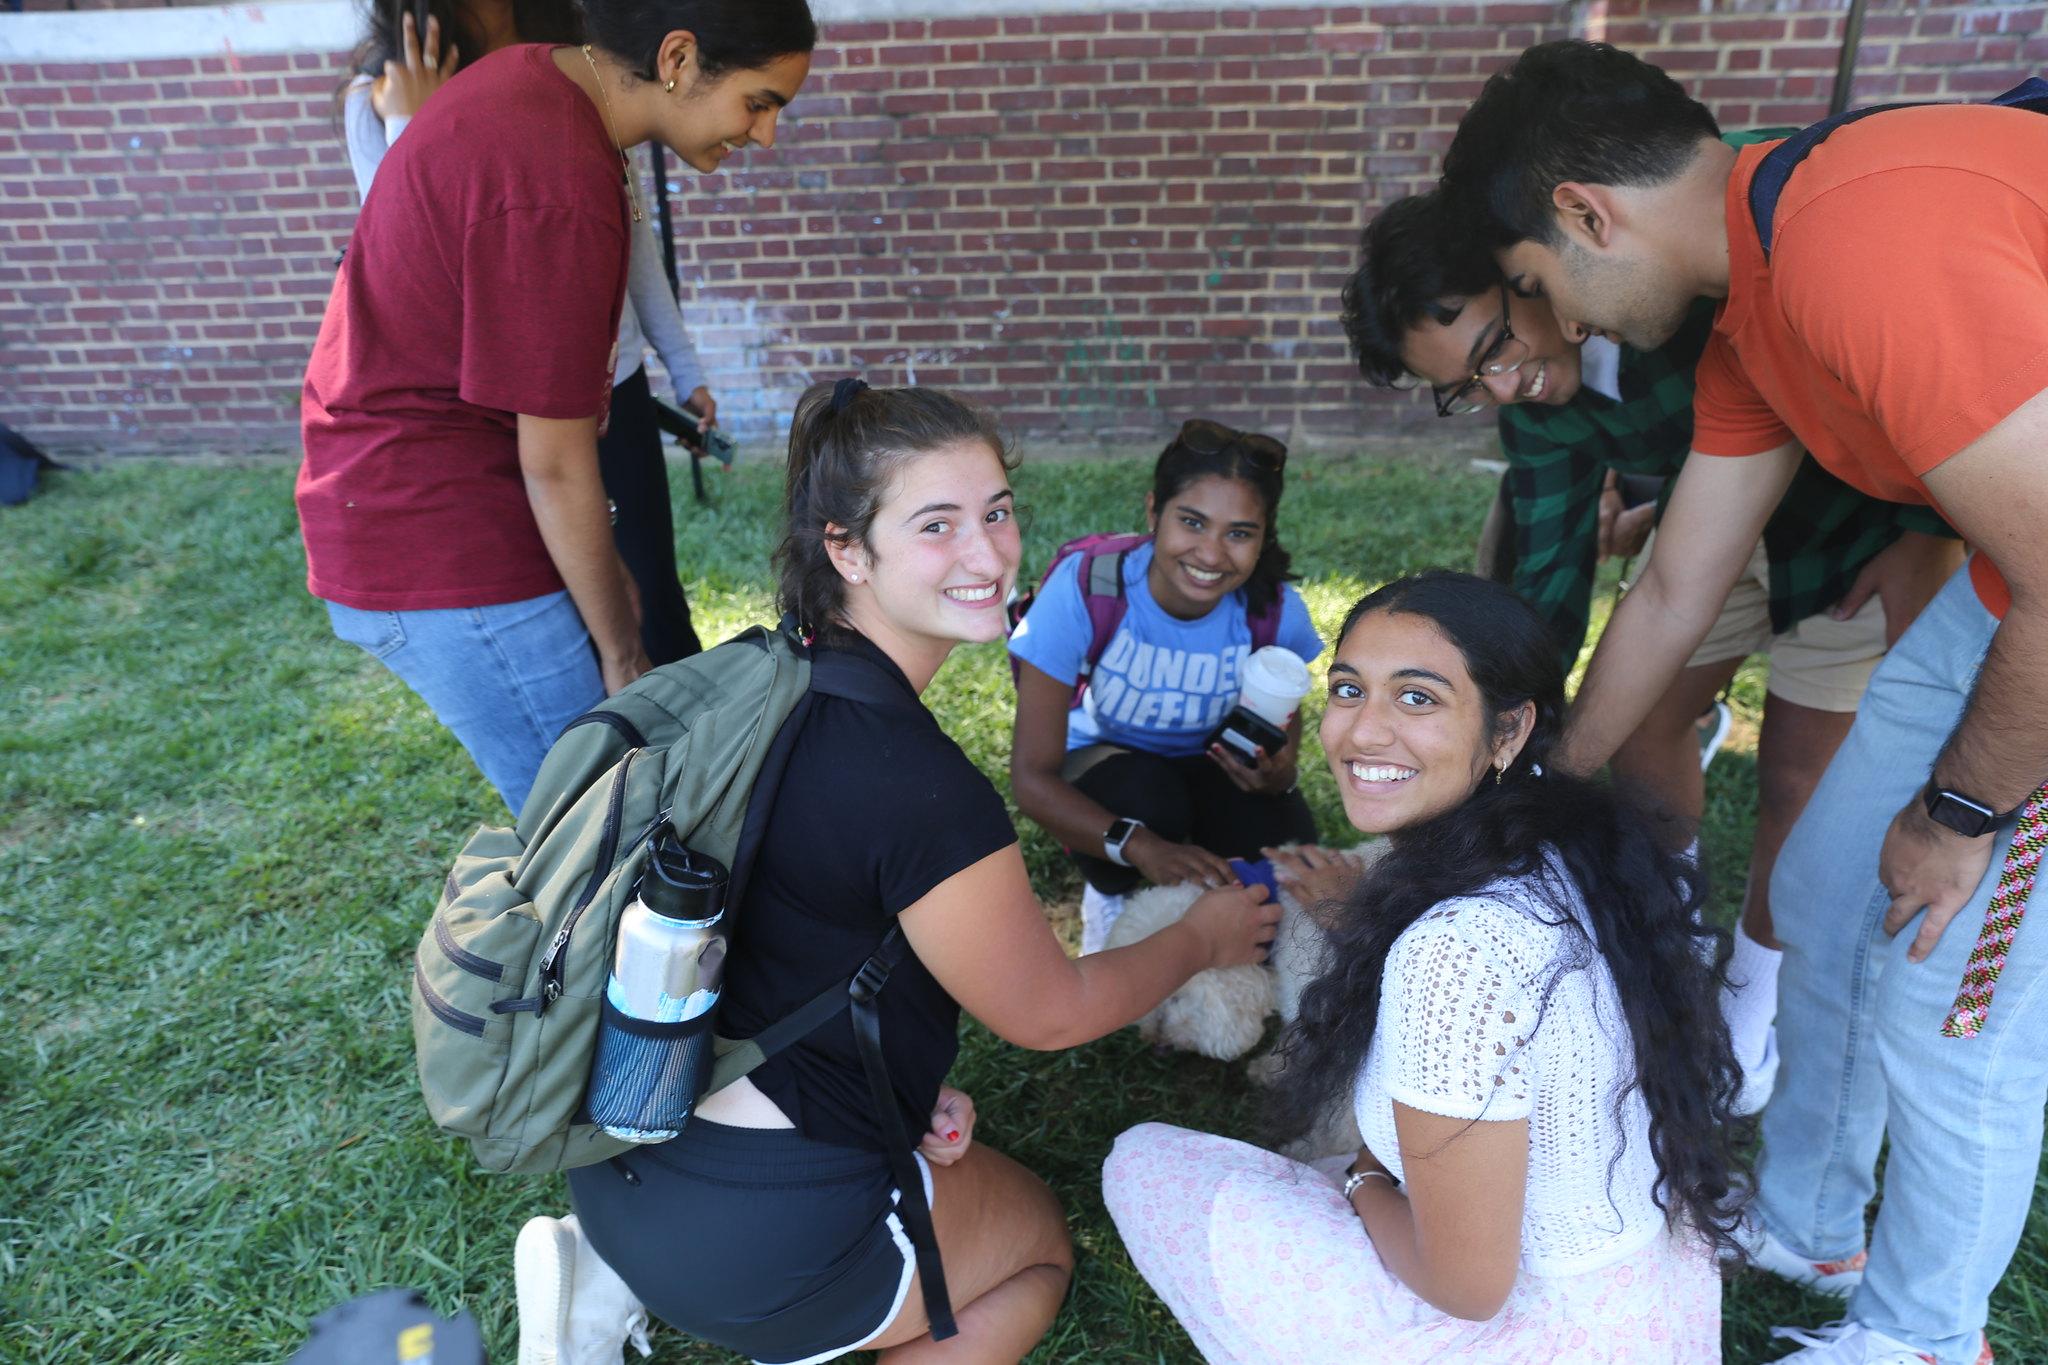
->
xmin=1941 ymin=786 xmax=2048 ymax=1039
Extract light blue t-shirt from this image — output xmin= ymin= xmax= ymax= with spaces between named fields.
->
xmin=1008 ymin=541 xmax=1323 ymax=757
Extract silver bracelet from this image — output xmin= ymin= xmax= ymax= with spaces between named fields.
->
xmin=1343 ymin=1168 xmax=1397 ymax=1201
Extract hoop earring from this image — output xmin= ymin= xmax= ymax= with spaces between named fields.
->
xmin=1494 ymin=760 xmax=1508 ymax=785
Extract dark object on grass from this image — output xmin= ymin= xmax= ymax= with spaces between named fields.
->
xmin=0 ymin=422 xmax=62 ymax=507
xmin=652 ymin=394 xmax=738 ymax=504
xmin=286 ymin=1287 xmax=486 ymax=1365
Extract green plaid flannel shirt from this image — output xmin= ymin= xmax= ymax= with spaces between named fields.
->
xmin=1498 ymin=296 xmax=1954 ymax=673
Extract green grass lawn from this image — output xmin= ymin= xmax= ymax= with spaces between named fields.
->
xmin=4 ymin=455 xmax=2045 ymax=1363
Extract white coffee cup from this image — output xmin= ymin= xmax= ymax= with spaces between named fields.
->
xmin=1237 ymin=646 xmax=1311 ymax=727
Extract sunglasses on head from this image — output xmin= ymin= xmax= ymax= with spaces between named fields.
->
xmin=1174 ymin=418 xmax=1288 ymax=470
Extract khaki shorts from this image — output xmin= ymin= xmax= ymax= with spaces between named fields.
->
xmin=1637 ymin=533 xmax=1886 ymax=713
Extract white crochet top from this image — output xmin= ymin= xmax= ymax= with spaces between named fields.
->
xmin=1352 ymin=853 xmax=1663 ymax=1276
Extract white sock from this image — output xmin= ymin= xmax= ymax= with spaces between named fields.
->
xmin=1721 ymin=922 xmax=1782 ymax=1075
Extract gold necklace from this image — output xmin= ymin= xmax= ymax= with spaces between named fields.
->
xmin=579 ymin=44 xmax=643 ymax=223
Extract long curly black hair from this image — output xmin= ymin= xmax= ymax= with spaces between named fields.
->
xmin=1268 ymin=571 xmax=1748 ymax=1251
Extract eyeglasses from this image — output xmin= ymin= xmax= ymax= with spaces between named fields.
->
xmin=1174 ymin=418 xmax=1288 ymax=470
xmin=1395 ymin=284 xmax=1533 ymax=417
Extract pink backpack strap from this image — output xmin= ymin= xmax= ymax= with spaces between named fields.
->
xmin=1246 ymin=589 xmax=1283 ymax=653
xmin=1070 ymin=534 xmax=1150 ymax=707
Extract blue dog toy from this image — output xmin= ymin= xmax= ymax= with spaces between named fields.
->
xmin=1228 ymin=857 xmax=1281 ymax=901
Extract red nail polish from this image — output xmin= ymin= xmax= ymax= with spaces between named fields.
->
xmin=946 ymin=1129 xmax=961 ymax=1142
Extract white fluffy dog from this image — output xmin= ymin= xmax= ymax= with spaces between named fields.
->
xmin=1103 ymin=843 xmax=1384 ymax=1061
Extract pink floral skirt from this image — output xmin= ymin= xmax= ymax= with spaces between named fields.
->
xmin=1102 ymin=1123 xmax=1720 ymax=1364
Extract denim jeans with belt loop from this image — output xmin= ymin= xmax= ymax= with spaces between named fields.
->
xmin=1760 ymin=560 xmax=2045 ymax=1363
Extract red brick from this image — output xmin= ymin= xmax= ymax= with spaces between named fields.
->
xmin=1898 ymin=39 xmax=1985 ymax=65
xmin=1 ymin=7 xmax=2024 ymax=455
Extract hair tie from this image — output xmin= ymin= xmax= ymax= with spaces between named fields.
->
xmin=830 ymin=376 xmax=869 ymax=414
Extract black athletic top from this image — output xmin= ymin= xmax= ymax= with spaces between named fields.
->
xmin=719 ymin=634 xmax=1018 ymax=1153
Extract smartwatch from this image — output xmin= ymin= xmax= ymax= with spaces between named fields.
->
xmin=1103 ymin=817 xmax=1145 ymax=867
xmin=1922 ymin=779 xmax=2018 ymax=839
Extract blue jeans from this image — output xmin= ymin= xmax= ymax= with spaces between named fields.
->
xmin=1761 ymin=563 xmax=2045 ymax=1362
xmin=326 ymin=591 xmax=604 ymax=813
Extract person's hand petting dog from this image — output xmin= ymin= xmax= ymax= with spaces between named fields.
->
xmin=1266 ymin=843 xmax=1368 ymax=927
xmin=1125 ymin=827 xmax=1238 ymax=889
xmin=917 ymin=1085 xmax=976 ymax=1167
xmin=1179 ymin=881 xmax=1281 ymax=969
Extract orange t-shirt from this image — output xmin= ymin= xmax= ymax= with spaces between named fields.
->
xmin=1691 ymin=104 xmax=2048 ymax=616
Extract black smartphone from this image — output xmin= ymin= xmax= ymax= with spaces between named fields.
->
xmin=1206 ymin=705 xmax=1286 ymax=768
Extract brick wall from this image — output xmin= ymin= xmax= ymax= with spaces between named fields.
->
xmin=2 ymin=0 xmax=2043 ymax=455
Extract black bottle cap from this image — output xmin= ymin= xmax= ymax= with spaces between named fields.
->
xmin=641 ymin=833 xmax=728 ymax=922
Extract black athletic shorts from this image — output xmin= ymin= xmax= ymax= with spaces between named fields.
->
xmin=566 ymin=1119 xmax=930 ymax=1365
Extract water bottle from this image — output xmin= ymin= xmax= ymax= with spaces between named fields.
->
xmin=586 ymin=832 xmax=729 ymax=1143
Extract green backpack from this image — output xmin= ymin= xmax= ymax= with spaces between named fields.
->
xmin=409 ymin=619 xmax=959 ymax=1338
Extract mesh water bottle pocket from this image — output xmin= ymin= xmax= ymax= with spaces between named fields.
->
xmin=585 ymin=997 xmax=718 ymax=1141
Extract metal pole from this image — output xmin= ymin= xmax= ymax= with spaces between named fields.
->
xmin=1828 ymin=0 xmax=1873 ymax=115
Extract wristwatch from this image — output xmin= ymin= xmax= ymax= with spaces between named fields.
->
xmin=1922 ymin=779 xmax=2019 ymax=839
xmin=1103 ymin=817 xmax=1145 ymax=867
xmin=1343 ymin=1165 xmax=1399 ymax=1200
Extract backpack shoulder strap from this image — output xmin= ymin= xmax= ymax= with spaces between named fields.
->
xmin=1246 ymin=588 xmax=1284 ymax=653
xmin=1072 ymin=533 xmax=1150 ymax=704
xmin=1748 ymin=103 xmax=1913 ymax=258
xmin=718 ymin=644 xmax=914 ymax=917
xmin=702 ymin=925 xmax=960 ymax=1339
xmin=809 ymin=648 xmax=919 ymax=710
xmin=1750 ymin=78 xmax=2048 ymax=258
xmin=845 ymin=928 xmax=957 ymax=1340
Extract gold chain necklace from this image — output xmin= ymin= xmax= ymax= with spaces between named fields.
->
xmin=579 ymin=44 xmax=643 ymax=223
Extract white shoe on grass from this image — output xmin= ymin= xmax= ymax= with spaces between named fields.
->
xmin=516 ymin=1213 xmax=653 ymax=1365
xmin=1080 ymin=883 xmax=1125 ymax=956
xmin=1770 ymin=1318 xmax=1992 ymax=1364
xmin=1724 ymin=1210 xmax=1867 ymax=1297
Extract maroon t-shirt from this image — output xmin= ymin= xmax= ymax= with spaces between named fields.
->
xmin=299 ymin=44 xmax=631 ymax=611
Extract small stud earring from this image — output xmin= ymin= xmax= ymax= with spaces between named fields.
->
xmin=848 ymin=573 xmax=860 ymax=583
xmin=664 ymin=77 xmax=676 ymax=93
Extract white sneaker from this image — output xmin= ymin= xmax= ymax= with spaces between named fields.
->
xmin=1770 ymin=1318 xmax=1992 ymax=1364
xmin=1734 ymin=1024 xmax=1781 ymax=1117
xmin=516 ymin=1213 xmax=653 ymax=1365
xmin=1080 ymin=883 xmax=1125 ymax=956
xmin=1724 ymin=1211 xmax=1866 ymax=1297
xmin=516 ymin=1215 xmax=575 ymax=1365
xmin=564 ymin=1214 xmax=653 ymax=1364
